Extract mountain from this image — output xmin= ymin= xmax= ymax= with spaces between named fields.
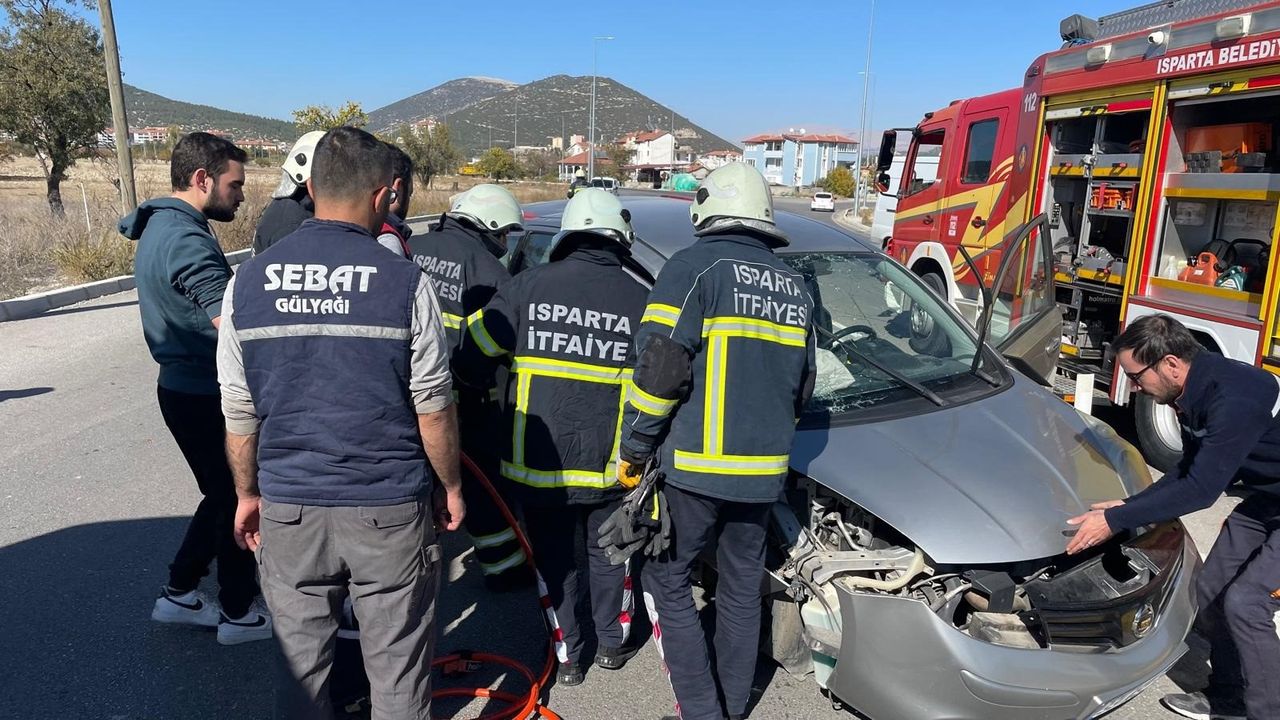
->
xmin=419 ymin=75 xmax=738 ymax=157
xmin=122 ymin=85 xmax=294 ymax=141
xmin=368 ymin=77 xmax=518 ymax=133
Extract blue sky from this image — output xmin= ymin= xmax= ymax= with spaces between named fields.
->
xmin=99 ymin=0 xmax=1135 ymax=144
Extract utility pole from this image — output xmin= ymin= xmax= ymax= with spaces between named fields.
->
xmin=853 ymin=0 xmax=876 ymax=214
xmin=98 ymin=0 xmax=136 ymax=212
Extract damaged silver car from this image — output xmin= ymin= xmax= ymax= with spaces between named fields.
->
xmin=500 ymin=197 xmax=1201 ymax=720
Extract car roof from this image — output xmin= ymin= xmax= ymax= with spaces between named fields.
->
xmin=522 ymin=195 xmax=876 ymax=258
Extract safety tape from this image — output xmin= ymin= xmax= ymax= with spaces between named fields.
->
xmin=470 ymin=526 xmax=518 ymax=549
xmin=512 ymin=356 xmax=631 ymax=384
xmin=440 ymin=312 xmax=464 ymax=331
xmin=640 ymin=303 xmax=680 ymax=328
xmin=501 ymin=461 xmax=616 ymax=489
xmin=701 ymin=316 xmax=807 ymax=347
xmin=478 ymin=548 xmax=527 ymax=575
xmin=672 ymin=449 xmax=790 ymax=476
xmin=467 ymin=310 xmax=506 ymax=357
xmin=626 ymin=383 xmax=678 ymax=417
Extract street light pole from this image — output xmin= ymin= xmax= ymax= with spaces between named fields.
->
xmin=589 ymin=35 xmax=614 ymax=179
xmin=853 ymin=0 xmax=875 ymax=214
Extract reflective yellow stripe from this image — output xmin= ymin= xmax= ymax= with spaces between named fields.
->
xmin=479 ymin=548 xmax=527 ymax=575
xmin=627 ymin=382 xmax=678 ymax=417
xmin=513 ymin=368 xmax=531 ymax=464
xmin=702 ymin=316 xmax=806 ymax=347
xmin=470 ymin=527 xmax=517 ymax=549
xmin=673 ymin=450 xmax=790 ymax=476
xmin=467 ymin=310 xmax=505 ymax=357
xmin=641 ymin=303 xmax=680 ymax=328
xmin=440 ymin=312 xmax=464 ymax=330
xmin=704 ymin=336 xmax=726 ymax=454
xmin=512 ymin=356 xmax=631 ymax=384
xmin=501 ymin=461 xmax=617 ymax=489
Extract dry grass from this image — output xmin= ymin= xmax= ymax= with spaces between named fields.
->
xmin=408 ymin=178 xmax=568 ymax=217
xmin=0 ymin=156 xmax=277 ymax=300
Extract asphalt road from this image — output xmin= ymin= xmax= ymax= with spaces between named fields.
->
xmin=0 ymin=285 xmax=1237 ymax=720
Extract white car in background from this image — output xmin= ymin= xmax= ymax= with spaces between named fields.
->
xmin=810 ymin=191 xmax=835 ymax=212
xmin=591 ymin=177 xmax=620 ymax=195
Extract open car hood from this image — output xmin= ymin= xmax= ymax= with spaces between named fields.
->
xmin=790 ymin=375 xmax=1152 ymax=565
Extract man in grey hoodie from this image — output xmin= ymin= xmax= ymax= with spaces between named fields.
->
xmin=119 ymin=132 xmax=271 ymax=646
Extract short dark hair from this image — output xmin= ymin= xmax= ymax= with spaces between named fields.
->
xmin=170 ymin=132 xmax=247 ymax=190
xmin=311 ymin=127 xmax=392 ymax=202
xmin=385 ymin=142 xmax=413 ymax=189
xmin=1113 ymin=314 xmax=1202 ymax=365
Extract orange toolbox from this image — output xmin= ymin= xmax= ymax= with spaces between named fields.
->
xmin=1186 ymin=123 xmax=1272 ymax=172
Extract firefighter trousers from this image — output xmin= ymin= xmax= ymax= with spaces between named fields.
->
xmin=642 ymin=484 xmax=770 ymax=720
xmin=458 ymin=397 xmax=527 ymax=579
xmin=523 ymin=500 xmax=631 ymax=665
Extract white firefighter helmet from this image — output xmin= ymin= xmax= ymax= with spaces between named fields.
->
xmin=449 ymin=184 xmax=524 ymax=234
xmin=690 ymin=162 xmax=788 ymax=246
xmin=281 ymin=131 xmax=327 ymax=185
xmin=550 ymin=188 xmax=634 ymax=260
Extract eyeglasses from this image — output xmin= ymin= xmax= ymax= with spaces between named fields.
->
xmin=1124 ymin=359 xmax=1158 ymax=384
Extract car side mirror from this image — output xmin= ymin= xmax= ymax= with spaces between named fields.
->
xmin=876 ymin=172 xmax=893 ymax=195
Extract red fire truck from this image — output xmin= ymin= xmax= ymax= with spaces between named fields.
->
xmin=879 ymin=0 xmax=1280 ymax=470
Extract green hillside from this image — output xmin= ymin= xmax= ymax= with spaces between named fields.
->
xmin=123 ymin=85 xmax=295 ymax=141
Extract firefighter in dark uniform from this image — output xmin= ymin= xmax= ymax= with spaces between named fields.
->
xmin=618 ymin=163 xmax=816 ymax=720
xmin=568 ymin=168 xmax=589 ymax=198
xmin=456 ymin=188 xmax=648 ymax=686
xmin=408 ymin=184 xmax=530 ymax=591
xmin=252 ymin=131 xmax=323 ymax=255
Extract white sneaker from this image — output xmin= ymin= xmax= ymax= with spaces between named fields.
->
xmin=151 ymin=587 xmax=220 ymax=628
xmin=217 ymin=598 xmax=273 ymax=646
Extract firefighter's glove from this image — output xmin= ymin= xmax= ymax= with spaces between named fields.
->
xmin=643 ymin=488 xmax=671 ymax=559
xmin=597 ymin=503 xmax=651 ymax=566
xmin=617 ymin=458 xmax=645 ymax=489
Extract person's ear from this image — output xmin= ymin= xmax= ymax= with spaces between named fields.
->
xmin=192 ymin=168 xmax=209 ymax=193
xmin=305 ymin=178 xmax=314 ymax=199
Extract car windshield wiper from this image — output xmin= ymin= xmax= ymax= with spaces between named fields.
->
xmin=969 ymin=349 xmax=1002 ymax=387
xmin=824 ymin=331 xmax=945 ymax=407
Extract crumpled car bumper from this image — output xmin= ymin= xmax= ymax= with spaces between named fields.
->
xmin=823 ymin=533 xmax=1201 ymax=720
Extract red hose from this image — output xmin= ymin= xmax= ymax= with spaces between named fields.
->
xmin=429 ymin=451 xmax=561 ymax=720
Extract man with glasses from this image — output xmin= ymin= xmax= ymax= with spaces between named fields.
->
xmin=1067 ymin=314 xmax=1280 ymax=720
xmin=375 ymin=142 xmax=415 ymax=257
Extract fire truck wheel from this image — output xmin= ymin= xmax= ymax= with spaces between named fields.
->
xmin=909 ymin=272 xmax=951 ymax=357
xmin=1134 ymin=393 xmax=1183 ymax=474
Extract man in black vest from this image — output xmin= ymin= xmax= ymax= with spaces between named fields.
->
xmin=218 ymin=126 xmax=464 ymax=719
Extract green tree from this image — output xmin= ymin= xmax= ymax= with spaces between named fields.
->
xmin=822 ymin=166 xmax=855 ymax=198
xmin=292 ymin=100 xmax=367 ymax=134
xmin=0 ymin=0 xmax=110 ymax=216
xmin=477 ymin=146 xmax=517 ymax=180
xmin=396 ymin=122 xmax=461 ymax=189
xmin=603 ymin=144 xmax=633 ymax=181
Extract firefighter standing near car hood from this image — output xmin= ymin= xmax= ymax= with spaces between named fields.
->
xmin=618 ymin=163 xmax=816 ymax=720
xmin=455 ymin=188 xmax=649 ymax=686
xmin=408 ymin=184 xmax=531 ymax=591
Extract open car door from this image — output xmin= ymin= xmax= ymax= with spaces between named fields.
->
xmin=977 ymin=213 xmax=1061 ymax=385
